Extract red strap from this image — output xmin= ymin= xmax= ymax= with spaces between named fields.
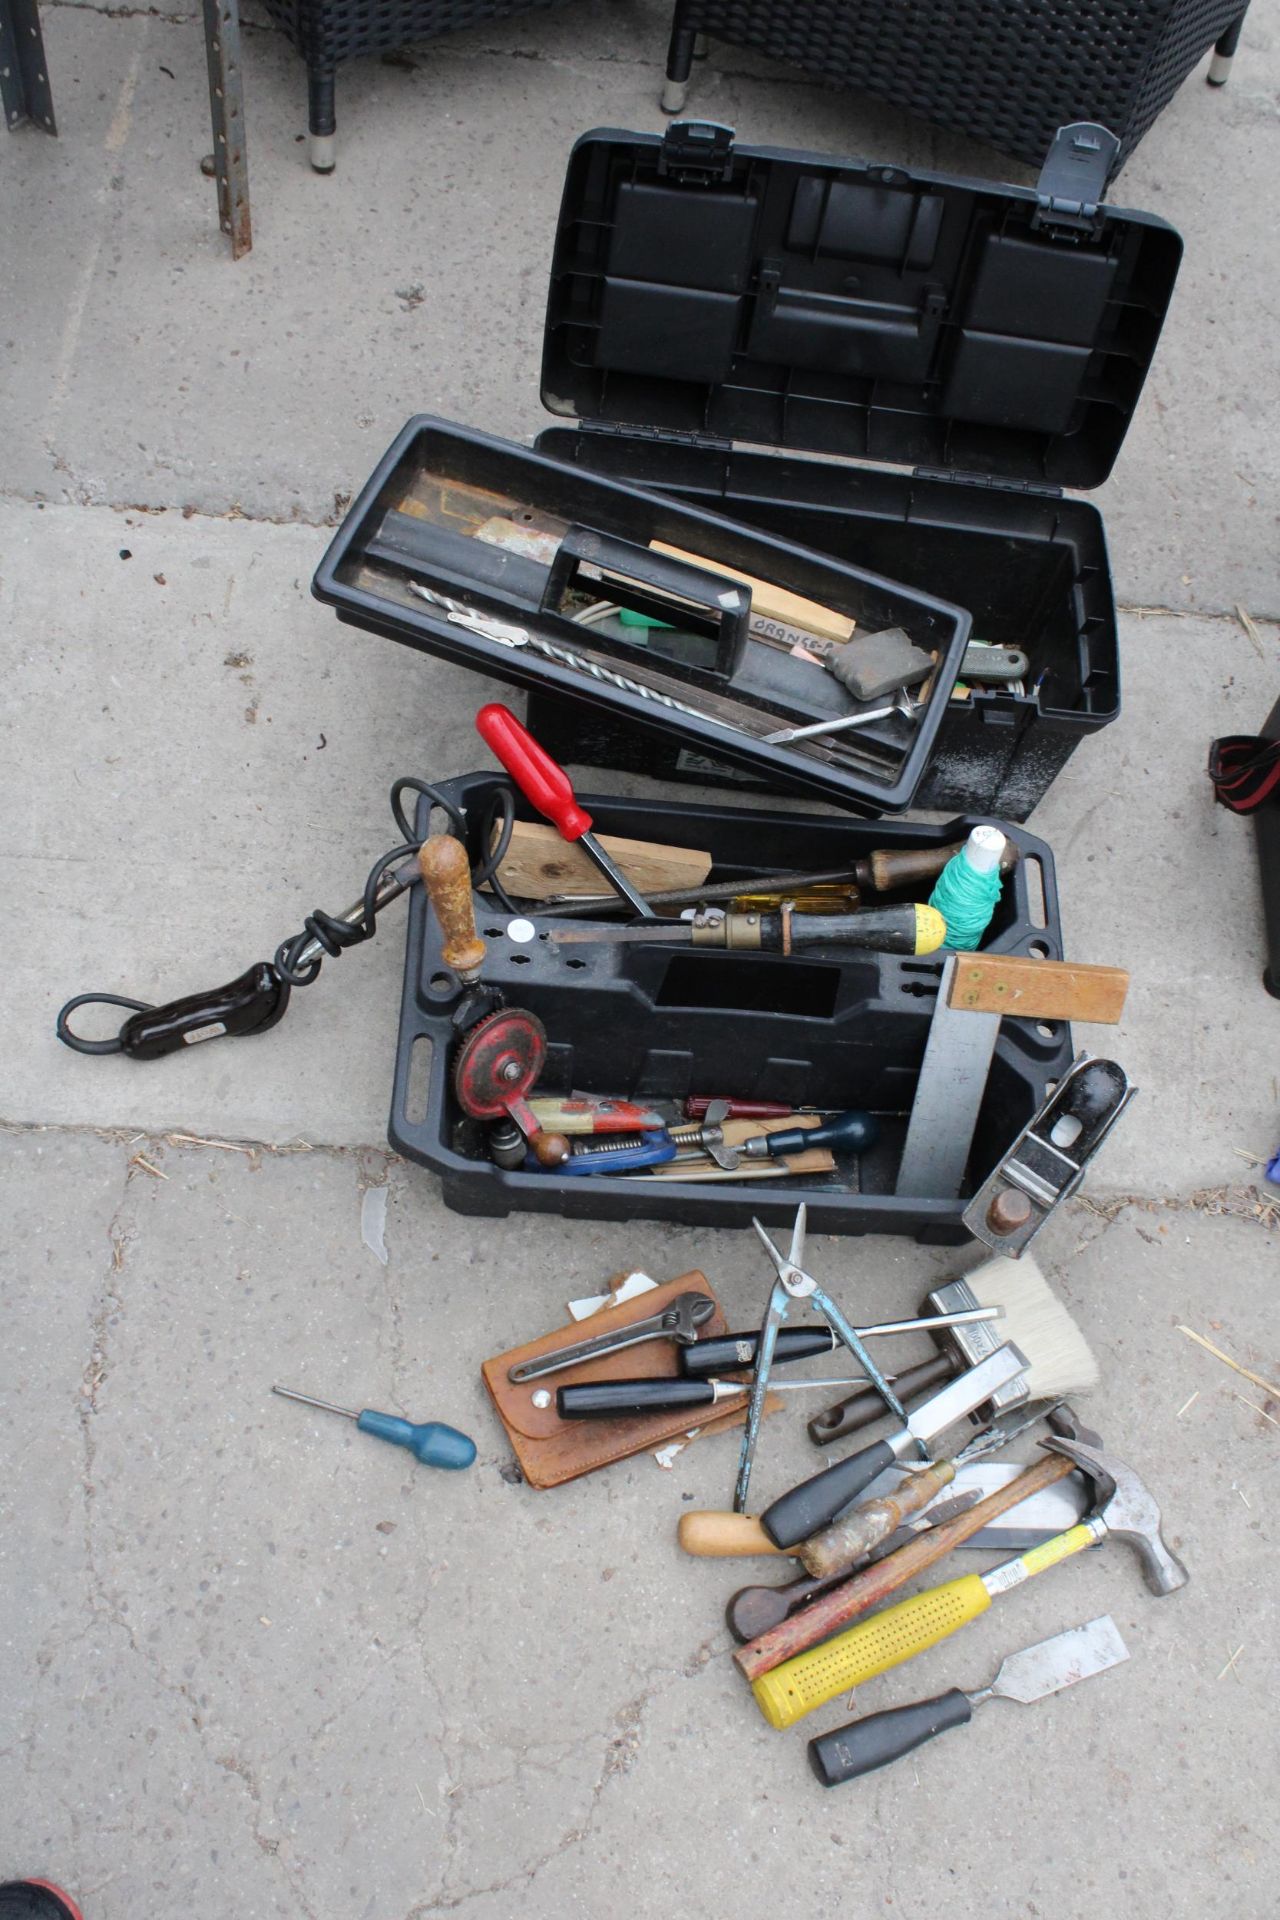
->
xmin=1208 ymin=733 xmax=1280 ymax=813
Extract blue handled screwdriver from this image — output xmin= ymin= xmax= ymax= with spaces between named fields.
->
xmin=272 ymin=1384 xmax=476 ymax=1470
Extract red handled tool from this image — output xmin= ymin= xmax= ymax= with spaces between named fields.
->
xmin=684 ymin=1097 xmax=816 ymax=1121
xmin=475 ymin=704 xmax=658 ymax=919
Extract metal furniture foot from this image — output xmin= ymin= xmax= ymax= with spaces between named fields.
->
xmin=308 ymin=64 xmax=336 ymax=170
xmin=662 ymin=19 xmax=696 ymax=113
xmin=1207 ymin=10 xmax=1245 ymax=84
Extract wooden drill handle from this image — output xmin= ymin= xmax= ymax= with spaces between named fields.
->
xmin=733 ymin=1450 xmax=1077 ymax=1683
xmin=798 ymin=1460 xmax=956 ymax=1580
xmin=864 ymin=842 xmax=1017 ymax=893
xmin=418 ymin=835 xmax=486 ymax=982
xmin=677 ymin=1511 xmax=786 ymax=1557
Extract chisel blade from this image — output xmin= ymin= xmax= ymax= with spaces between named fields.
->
xmin=987 ymin=1615 xmax=1129 ymax=1706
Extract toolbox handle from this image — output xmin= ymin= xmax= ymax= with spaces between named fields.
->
xmin=541 ymin=525 xmax=751 ymax=686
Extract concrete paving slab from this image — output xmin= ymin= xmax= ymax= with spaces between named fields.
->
xmin=2 ymin=2 xmax=1278 ymax=1909
xmin=1 ymin=1129 xmax=1275 ymax=1917
xmin=4 ymin=498 xmax=1276 ymax=1197
xmin=1 ymin=1 xmax=1276 ymax=612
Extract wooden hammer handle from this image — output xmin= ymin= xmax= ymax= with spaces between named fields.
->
xmin=677 ymin=1512 xmax=785 ymax=1557
xmin=418 ymin=835 xmax=486 ymax=982
xmin=733 ymin=1450 xmax=1076 ymax=1683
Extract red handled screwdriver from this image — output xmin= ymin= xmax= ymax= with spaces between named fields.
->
xmin=475 ymin=704 xmax=658 ymax=919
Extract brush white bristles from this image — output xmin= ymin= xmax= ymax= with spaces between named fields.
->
xmin=966 ymin=1253 xmax=1100 ymax=1399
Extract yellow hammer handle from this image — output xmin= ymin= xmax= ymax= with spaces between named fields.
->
xmin=982 ymin=1522 xmax=1100 ymax=1592
xmin=752 ymin=1574 xmax=990 ymax=1730
xmin=677 ymin=1511 xmax=786 ymax=1557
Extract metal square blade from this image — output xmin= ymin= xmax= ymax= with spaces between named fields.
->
xmin=993 ymin=1615 xmax=1129 ymax=1705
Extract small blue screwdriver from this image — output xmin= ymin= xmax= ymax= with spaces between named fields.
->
xmin=272 ymin=1384 xmax=476 ymax=1470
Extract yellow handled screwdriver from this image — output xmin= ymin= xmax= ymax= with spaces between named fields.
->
xmin=752 ymin=1516 xmax=1103 ymax=1731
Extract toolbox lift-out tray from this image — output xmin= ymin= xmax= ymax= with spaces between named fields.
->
xmin=313 ymin=417 xmax=970 ymax=817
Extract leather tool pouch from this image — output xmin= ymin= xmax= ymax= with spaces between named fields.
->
xmin=482 ymin=1271 xmax=776 ymax=1489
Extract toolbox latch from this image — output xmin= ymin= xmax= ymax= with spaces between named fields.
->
xmin=658 ymin=119 xmax=736 ymax=183
xmin=1032 ymin=122 xmax=1119 ymax=238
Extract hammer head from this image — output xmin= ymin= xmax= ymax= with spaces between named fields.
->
xmin=1044 ymin=1435 xmax=1190 ymax=1596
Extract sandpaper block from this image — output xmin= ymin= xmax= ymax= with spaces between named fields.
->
xmin=482 ymin=1271 xmax=779 ymax=1489
xmin=828 ymin=627 xmax=934 ymax=701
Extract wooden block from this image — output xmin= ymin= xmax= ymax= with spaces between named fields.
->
xmin=484 ymin=818 xmax=713 ymax=902
xmin=946 ymin=954 xmax=1129 ymax=1024
xmin=650 ymin=541 xmax=855 ymax=645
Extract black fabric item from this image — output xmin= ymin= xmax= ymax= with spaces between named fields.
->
xmin=0 ymin=1887 xmax=80 ymax=1919
xmin=1208 ymin=733 xmax=1280 ymax=813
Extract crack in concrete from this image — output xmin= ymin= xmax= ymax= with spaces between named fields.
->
xmin=76 ymin=1147 xmax=135 ymax=1528
xmin=5 ymin=1119 xmax=1275 ymax=1224
xmin=399 ymin=1625 xmax=728 ymax=1917
xmin=5 ymin=493 xmax=1278 ymax=621
xmin=60 ymin=1133 xmax=327 ymax=1917
xmin=7 ymin=495 xmax=1280 ymax=626
xmin=1118 ymin=601 xmax=1280 ymax=628
xmin=1 ymin=1115 xmax=402 ymax=1165
xmin=378 ymin=1170 xmax=410 ymax=1404
xmin=45 ymin=0 xmax=283 ymax=27
xmin=1072 ymin=1187 xmax=1278 ymax=1231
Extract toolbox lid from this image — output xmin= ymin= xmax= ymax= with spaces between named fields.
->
xmin=541 ymin=121 xmax=1181 ymax=492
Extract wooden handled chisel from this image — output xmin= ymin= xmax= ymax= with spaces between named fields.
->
xmin=759 ymin=1343 xmax=1029 ymax=1548
xmin=550 ymin=904 xmax=945 ymax=955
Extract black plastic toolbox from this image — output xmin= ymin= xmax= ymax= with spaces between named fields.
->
xmin=529 ymin=441 xmax=1121 ymax=818
xmin=524 ymin=120 xmax=1182 ymax=819
xmin=390 ymin=776 xmax=1072 ymax=1240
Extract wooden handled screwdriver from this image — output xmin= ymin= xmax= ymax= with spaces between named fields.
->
xmin=418 ymin=835 xmax=486 ymax=982
xmin=551 ymin=904 xmax=946 ymax=956
xmin=725 ymin=1491 xmax=982 ymax=1644
xmin=547 ymin=840 xmax=1020 ymax=918
xmin=758 ymin=1343 xmax=1028 ymax=1547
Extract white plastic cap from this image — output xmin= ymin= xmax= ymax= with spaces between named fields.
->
xmin=965 ymin=825 xmax=1007 ymax=874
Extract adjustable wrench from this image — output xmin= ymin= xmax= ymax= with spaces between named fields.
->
xmin=508 ymin=1291 xmax=716 ymax=1383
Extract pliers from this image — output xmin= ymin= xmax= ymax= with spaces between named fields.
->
xmin=733 ymin=1204 xmax=924 ymax=1513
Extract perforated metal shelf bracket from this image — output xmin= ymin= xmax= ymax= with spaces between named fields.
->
xmin=1 ymin=0 xmax=56 ymax=136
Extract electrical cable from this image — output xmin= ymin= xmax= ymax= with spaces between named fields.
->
xmin=55 ymin=777 xmax=518 ymax=1053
